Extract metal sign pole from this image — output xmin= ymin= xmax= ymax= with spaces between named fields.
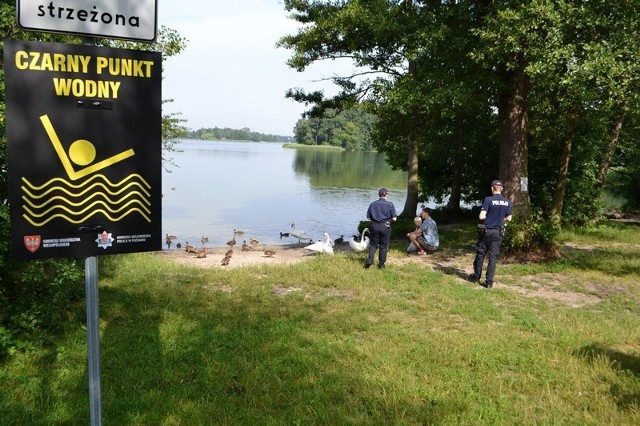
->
xmin=85 ymin=256 xmax=103 ymax=426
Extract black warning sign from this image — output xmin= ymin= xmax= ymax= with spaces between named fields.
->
xmin=4 ymin=40 xmax=162 ymax=260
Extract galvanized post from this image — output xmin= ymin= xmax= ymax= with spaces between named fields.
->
xmin=85 ymin=256 xmax=102 ymax=426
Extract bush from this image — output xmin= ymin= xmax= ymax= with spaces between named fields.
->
xmin=0 ymin=257 xmax=84 ymax=358
xmin=501 ymin=210 xmax=559 ymax=254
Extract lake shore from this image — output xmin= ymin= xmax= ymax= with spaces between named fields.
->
xmin=158 ymin=241 xmax=355 ymax=269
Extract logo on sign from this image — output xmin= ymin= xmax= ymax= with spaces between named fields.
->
xmin=24 ymin=235 xmax=42 ymax=253
xmin=96 ymin=231 xmax=114 ymax=249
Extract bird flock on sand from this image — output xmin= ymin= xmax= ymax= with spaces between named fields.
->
xmin=165 ymin=225 xmax=371 ymax=266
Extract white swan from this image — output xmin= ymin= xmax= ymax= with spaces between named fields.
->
xmin=305 ymin=233 xmax=334 ymax=255
xmin=290 ymin=223 xmax=311 ymax=243
xmin=349 ymin=228 xmax=370 ymax=252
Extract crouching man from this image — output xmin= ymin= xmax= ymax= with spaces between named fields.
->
xmin=407 ymin=207 xmax=439 ymax=255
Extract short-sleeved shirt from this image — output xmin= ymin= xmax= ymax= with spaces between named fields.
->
xmin=367 ymin=198 xmax=397 ymax=223
xmin=481 ymin=194 xmax=513 ymax=228
xmin=420 ymin=217 xmax=439 ymax=248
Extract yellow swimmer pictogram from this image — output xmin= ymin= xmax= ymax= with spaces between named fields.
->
xmin=39 ymin=114 xmax=135 ymax=180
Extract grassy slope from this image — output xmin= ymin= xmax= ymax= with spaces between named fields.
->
xmin=1 ymin=222 xmax=639 ymax=425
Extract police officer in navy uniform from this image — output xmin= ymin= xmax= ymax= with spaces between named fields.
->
xmin=365 ymin=188 xmax=398 ymax=269
xmin=469 ymin=179 xmax=513 ymax=288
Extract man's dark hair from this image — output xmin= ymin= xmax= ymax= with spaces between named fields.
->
xmin=422 ymin=207 xmax=432 ymax=215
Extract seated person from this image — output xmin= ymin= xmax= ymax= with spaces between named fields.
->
xmin=407 ymin=207 xmax=439 ymax=254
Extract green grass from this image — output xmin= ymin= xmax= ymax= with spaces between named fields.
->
xmin=1 ymin=223 xmax=639 ymax=424
xmin=283 ymin=143 xmax=345 ymax=151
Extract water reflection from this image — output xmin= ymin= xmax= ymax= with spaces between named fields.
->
xmin=162 ymin=140 xmax=408 ymax=248
xmin=293 ymin=150 xmax=406 ymax=189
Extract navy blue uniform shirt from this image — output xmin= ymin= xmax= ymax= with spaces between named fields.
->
xmin=367 ymin=198 xmax=397 ymax=223
xmin=481 ymin=194 xmax=513 ymax=228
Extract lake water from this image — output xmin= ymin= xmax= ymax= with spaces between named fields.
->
xmin=161 ymin=139 xmax=410 ymax=247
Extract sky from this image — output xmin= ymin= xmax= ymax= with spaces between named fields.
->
xmin=157 ymin=0 xmax=351 ymax=136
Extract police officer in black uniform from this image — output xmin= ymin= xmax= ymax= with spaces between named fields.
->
xmin=365 ymin=188 xmax=398 ymax=269
xmin=469 ymin=180 xmax=513 ymax=288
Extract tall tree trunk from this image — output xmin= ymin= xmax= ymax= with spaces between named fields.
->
xmin=400 ymin=59 xmax=420 ymax=219
xmin=401 ymin=129 xmax=420 ymax=218
xmin=497 ymin=60 xmax=531 ymax=219
xmin=596 ymin=112 xmax=625 ymax=189
xmin=447 ymin=112 xmax=463 ymax=213
xmin=550 ymin=103 xmax=579 ymax=228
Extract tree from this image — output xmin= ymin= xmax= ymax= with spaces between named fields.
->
xmin=293 ymin=108 xmax=376 ymax=150
xmin=280 ymin=0 xmax=429 ymax=218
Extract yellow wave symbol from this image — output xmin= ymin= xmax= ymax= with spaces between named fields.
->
xmin=22 ymin=173 xmax=153 ymax=226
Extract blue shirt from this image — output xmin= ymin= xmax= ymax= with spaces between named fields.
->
xmin=420 ymin=217 xmax=439 ymax=248
xmin=367 ymin=198 xmax=397 ymax=223
xmin=481 ymin=194 xmax=513 ymax=228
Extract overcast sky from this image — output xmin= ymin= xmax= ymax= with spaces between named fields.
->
xmin=157 ymin=0 xmax=349 ymax=136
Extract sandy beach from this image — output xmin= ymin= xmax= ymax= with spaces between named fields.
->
xmin=157 ymin=241 xmax=356 ymax=269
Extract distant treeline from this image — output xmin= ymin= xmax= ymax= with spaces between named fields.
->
xmin=184 ymin=127 xmax=294 ymax=143
xmin=293 ymin=108 xmax=376 ymax=151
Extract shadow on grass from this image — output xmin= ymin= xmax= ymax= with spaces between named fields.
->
xmin=91 ymin=278 xmax=465 ymax=424
xmin=432 ymin=262 xmax=471 ymax=282
xmin=559 ymin=247 xmax=640 ymax=277
xmin=575 ymin=344 xmax=640 ymax=410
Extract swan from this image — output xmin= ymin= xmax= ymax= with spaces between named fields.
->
xmin=290 ymin=223 xmax=311 ymax=243
xmin=349 ymin=228 xmax=370 ymax=252
xmin=305 ymin=233 xmax=334 ymax=255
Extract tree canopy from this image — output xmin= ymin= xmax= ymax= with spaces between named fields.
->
xmin=280 ymin=0 xmax=640 ymax=223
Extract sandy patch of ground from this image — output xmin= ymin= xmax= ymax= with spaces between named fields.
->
xmin=157 ymin=242 xmax=354 ymax=269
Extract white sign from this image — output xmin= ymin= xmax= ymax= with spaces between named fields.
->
xmin=17 ymin=0 xmax=158 ymax=42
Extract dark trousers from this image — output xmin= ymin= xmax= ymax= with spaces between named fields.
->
xmin=367 ymin=221 xmax=391 ymax=267
xmin=473 ymin=228 xmax=502 ymax=285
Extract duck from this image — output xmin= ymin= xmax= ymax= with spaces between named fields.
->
xmin=201 ymin=236 xmax=209 ymax=245
xmin=195 ymin=248 xmax=207 ymax=258
xmin=250 ymin=238 xmax=259 ymax=246
xmin=226 ymin=237 xmax=237 ymax=247
xmin=241 ymin=240 xmax=252 ymax=251
xmin=279 ymin=232 xmax=290 ymax=238
xmin=225 ymin=248 xmax=234 ymax=258
xmin=233 ymin=228 xmax=245 ymax=235
xmin=221 ymin=256 xmax=231 ymax=266
xmin=263 ymin=249 xmax=276 ymax=258
xmin=349 ymin=228 xmax=370 ymax=252
xmin=305 ymin=232 xmax=334 ymax=255
xmin=290 ymin=223 xmax=311 ymax=243
xmin=166 ymin=233 xmax=177 ymax=240
xmin=185 ymin=241 xmax=196 ymax=253
xmin=334 ymin=235 xmax=344 ymax=245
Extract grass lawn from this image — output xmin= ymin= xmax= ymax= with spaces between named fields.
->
xmin=1 ymin=221 xmax=639 ymax=424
